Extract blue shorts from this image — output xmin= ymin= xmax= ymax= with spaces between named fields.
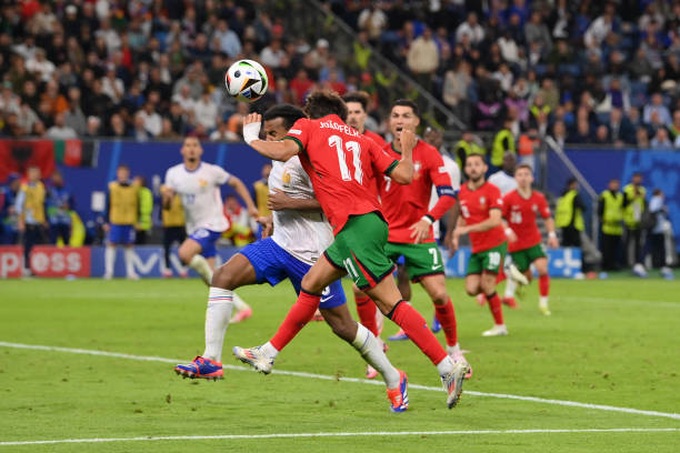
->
xmin=240 ymin=237 xmax=346 ymax=309
xmin=108 ymin=224 xmax=135 ymax=245
xmin=189 ymin=228 xmax=223 ymax=258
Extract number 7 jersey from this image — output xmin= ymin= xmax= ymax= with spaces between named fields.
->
xmin=284 ymin=114 xmax=399 ymax=234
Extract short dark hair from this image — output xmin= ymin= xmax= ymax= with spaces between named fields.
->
xmin=342 ymin=91 xmax=371 ymax=112
xmin=304 ymin=89 xmax=348 ymax=121
xmin=391 ymin=99 xmax=420 ymax=117
xmin=263 ymin=104 xmax=306 ymax=130
xmin=466 ymin=152 xmax=486 ymax=162
xmin=516 ymin=163 xmax=533 ymax=172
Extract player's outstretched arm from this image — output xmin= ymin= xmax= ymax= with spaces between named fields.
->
xmin=243 ymin=113 xmax=299 ymax=162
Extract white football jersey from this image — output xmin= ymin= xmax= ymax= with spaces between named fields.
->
xmin=429 ymin=153 xmax=460 ymax=240
xmin=270 ymin=156 xmax=334 ymax=265
xmin=488 ymin=170 xmax=518 ymax=196
xmin=164 ymin=162 xmax=230 ymax=234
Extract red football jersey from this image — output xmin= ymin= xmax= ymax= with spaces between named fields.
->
xmin=285 ymin=115 xmax=398 ymax=234
xmin=363 ymin=129 xmax=388 ymax=149
xmin=380 ymin=140 xmax=455 ymax=243
xmin=502 ymin=189 xmax=551 ymax=252
xmin=458 ymin=181 xmax=506 ymax=253
xmin=363 ymin=129 xmax=388 ymax=197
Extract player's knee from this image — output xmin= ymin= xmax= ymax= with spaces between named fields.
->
xmin=178 ymin=248 xmax=193 ymax=265
xmin=327 ymin=317 xmax=356 ymax=342
xmin=464 ymin=284 xmax=478 ymax=296
xmin=300 ymin=274 xmax=324 ymax=294
xmin=430 ymin=288 xmax=450 ymax=305
xmin=211 ymin=265 xmax=234 ymax=290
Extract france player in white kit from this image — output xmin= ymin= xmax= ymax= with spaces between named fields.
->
xmin=162 ymin=137 xmax=259 ymax=284
xmin=162 ymin=137 xmax=258 ymax=321
xmin=176 ymin=106 xmax=409 ymax=412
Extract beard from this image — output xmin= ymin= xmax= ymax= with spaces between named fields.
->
xmin=468 ymin=173 xmax=484 ymax=183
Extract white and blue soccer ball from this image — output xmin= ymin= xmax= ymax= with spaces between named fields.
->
xmin=224 ymin=59 xmax=269 ymax=103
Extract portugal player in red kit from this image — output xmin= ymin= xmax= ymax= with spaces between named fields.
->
xmin=502 ymin=164 xmax=559 ymax=315
xmin=236 ymin=90 xmax=470 ymax=410
xmin=379 ymin=99 xmax=470 ymax=375
xmin=448 ymin=153 xmax=509 ymax=337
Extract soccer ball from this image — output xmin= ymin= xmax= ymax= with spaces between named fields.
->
xmin=224 ymin=59 xmax=269 ymax=103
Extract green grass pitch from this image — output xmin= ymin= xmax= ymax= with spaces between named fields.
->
xmin=1 ymin=275 xmax=679 ymax=452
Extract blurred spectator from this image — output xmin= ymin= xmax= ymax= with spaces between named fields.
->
xmin=635 ymin=126 xmax=651 ymax=148
xmin=137 ymin=101 xmax=162 ymax=137
xmin=0 ymin=173 xmax=21 ymax=245
xmin=252 ymin=163 xmax=272 ymax=220
xmin=134 ymin=175 xmax=153 ymax=245
xmin=556 ymin=177 xmax=585 ymax=249
xmin=598 ymin=178 xmax=624 ymax=271
xmin=289 ymin=68 xmax=315 ymax=105
xmin=223 ymin=194 xmax=256 ymax=246
xmin=0 ymin=81 xmax=20 ymax=114
xmin=84 ymin=116 xmax=103 ymax=138
xmin=608 ymin=107 xmax=636 ymax=146
xmin=517 ymin=128 xmax=540 ymax=170
xmin=454 ymin=130 xmax=485 ymax=169
xmin=106 ymin=113 xmax=129 ymax=138
xmin=550 ymin=120 xmax=568 ymax=148
xmin=213 ymin=19 xmax=242 ymax=58
xmin=642 ymin=92 xmax=671 ymax=126
xmin=46 ymin=111 xmax=77 ymax=139
xmin=442 ymin=59 xmax=473 ymax=126
xmin=583 ymin=1 xmax=618 ymax=51
xmin=358 ymin=4 xmax=388 ymax=45
xmin=644 ymin=188 xmax=673 ymax=279
xmin=592 ymin=124 xmax=611 ymax=145
xmin=158 ymin=118 xmax=181 ymax=140
xmin=46 ymin=170 xmax=73 ymax=246
xmin=64 ymin=87 xmax=87 ymax=136
xmin=209 ymin=118 xmax=240 ymax=142
xmin=455 ymin=12 xmax=484 ymax=47
xmin=25 ymin=48 xmax=55 ymax=82
xmin=101 ymin=64 xmax=125 ymax=105
xmin=193 ymin=90 xmax=219 ymax=132
xmin=260 ymin=38 xmax=286 ymax=68
xmin=406 ymin=26 xmax=438 ymax=93
xmin=83 ymin=78 xmax=114 ymax=120
xmin=525 ymin=10 xmax=553 ymax=54
xmin=623 ymin=173 xmax=647 ymax=270
xmin=17 ymin=99 xmax=40 ymax=135
xmin=650 ymin=127 xmax=672 ymax=148
xmin=15 ymin=166 xmax=48 ymax=277
xmin=132 ymin=111 xmax=153 ymax=142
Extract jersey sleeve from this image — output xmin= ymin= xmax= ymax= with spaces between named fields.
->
xmin=537 ymin=192 xmax=552 ymax=218
xmin=164 ymin=168 xmax=177 ymax=190
xmin=446 ymin=157 xmax=461 ymax=193
xmin=429 ymin=150 xmax=455 ymax=196
xmin=212 ymin=164 xmax=232 ymax=185
xmin=283 ymin=118 xmax=310 ymax=154
xmin=368 ymin=139 xmax=399 ymax=175
xmin=488 ymin=183 xmax=504 ymax=210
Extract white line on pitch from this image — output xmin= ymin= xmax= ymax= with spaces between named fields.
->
xmin=1 ymin=428 xmax=679 ymax=447
xmin=1 ymin=341 xmax=679 ymax=422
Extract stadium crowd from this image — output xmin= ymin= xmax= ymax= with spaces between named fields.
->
xmin=0 ymin=1 xmax=680 ymax=147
